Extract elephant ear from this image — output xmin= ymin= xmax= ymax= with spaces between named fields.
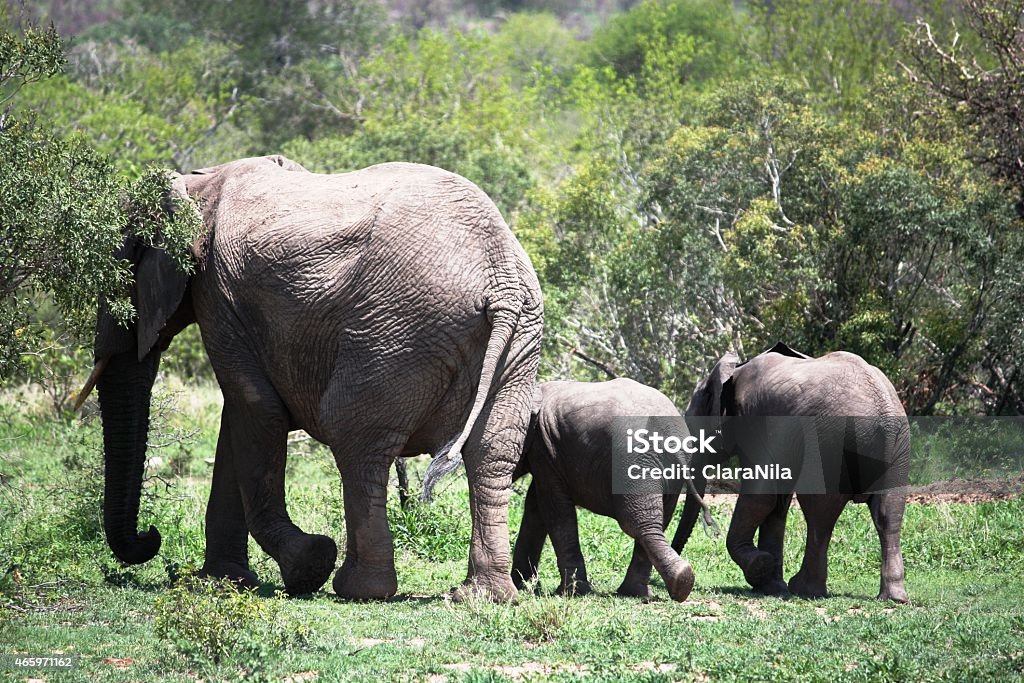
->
xmin=264 ymin=154 xmax=309 ymax=173
xmin=135 ymin=174 xmax=202 ymax=361
xmin=764 ymin=341 xmax=810 ymax=359
xmin=720 ymin=376 xmax=737 ymax=416
xmin=709 ymin=352 xmax=740 ymax=416
xmin=686 ymin=352 xmax=738 ymax=417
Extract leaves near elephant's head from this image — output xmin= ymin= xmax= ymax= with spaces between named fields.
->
xmin=122 ymin=169 xmax=205 ymax=277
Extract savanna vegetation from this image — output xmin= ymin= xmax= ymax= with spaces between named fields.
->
xmin=2 ymin=0 xmax=1024 ymax=680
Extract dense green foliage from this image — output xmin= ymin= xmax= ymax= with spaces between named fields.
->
xmin=5 ymin=0 xmax=1023 ymax=414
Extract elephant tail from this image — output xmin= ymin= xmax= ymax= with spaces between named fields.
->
xmin=671 ymin=478 xmax=720 ymax=554
xmin=421 ymin=305 xmax=519 ymax=501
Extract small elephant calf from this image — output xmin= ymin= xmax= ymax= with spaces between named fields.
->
xmin=674 ymin=343 xmax=910 ymax=603
xmin=511 ymin=379 xmax=696 ymax=602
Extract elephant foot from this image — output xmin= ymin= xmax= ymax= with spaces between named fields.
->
xmin=198 ymin=560 xmax=260 ymax=590
xmin=788 ymin=571 xmax=827 ymax=599
xmin=511 ymin=566 xmax=537 ymax=591
xmin=616 ymin=578 xmax=651 ymax=599
xmin=279 ymin=533 xmax=338 ymax=595
xmin=332 ymin=560 xmax=398 ymax=600
xmin=557 ymin=568 xmax=593 ymax=597
xmin=878 ymin=584 xmax=910 ymax=604
xmin=741 ymin=550 xmax=775 ymax=589
xmin=451 ymin=574 xmax=518 ymax=603
xmin=557 ymin=579 xmax=593 ymax=597
xmin=664 ymin=562 xmax=695 ymax=603
xmin=754 ymin=579 xmax=790 ymax=597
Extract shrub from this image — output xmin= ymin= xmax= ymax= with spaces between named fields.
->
xmin=154 ymin=571 xmax=313 ymax=672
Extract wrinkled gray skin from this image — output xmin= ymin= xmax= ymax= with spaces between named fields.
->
xmin=511 ymin=379 xmax=696 ymax=602
xmin=673 ymin=344 xmax=909 ymax=603
xmin=94 ymin=155 xmax=542 ymax=601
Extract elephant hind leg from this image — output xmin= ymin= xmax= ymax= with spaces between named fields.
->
xmin=331 ymin=432 xmax=407 ymax=600
xmin=727 ymin=494 xmax=781 ymax=590
xmin=511 ymin=482 xmax=546 ymax=590
xmin=870 ymin=492 xmax=909 ymax=603
xmin=633 ymin=533 xmax=694 ymax=602
xmin=788 ymin=494 xmax=845 ymax=599
xmin=617 ymin=541 xmax=654 ymax=598
xmin=753 ymin=493 xmax=793 ymax=596
xmin=619 ymin=496 xmax=694 ymax=602
xmin=454 ymin=368 xmax=537 ymax=603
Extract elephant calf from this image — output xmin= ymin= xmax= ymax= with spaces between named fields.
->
xmin=674 ymin=343 xmax=910 ymax=603
xmin=511 ymin=379 xmax=696 ymax=602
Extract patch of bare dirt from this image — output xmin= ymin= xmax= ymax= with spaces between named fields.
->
xmin=103 ymin=658 xmax=135 ymax=668
xmin=282 ymin=673 xmax=318 ymax=683
xmin=743 ymin=600 xmax=768 ymax=620
xmin=355 ymin=638 xmax=389 ymax=648
xmin=441 ymin=662 xmax=590 ymax=679
xmin=632 ymin=662 xmax=677 ymax=673
xmin=906 ymin=475 xmax=1024 ymax=504
xmin=689 ymin=599 xmax=723 ymax=621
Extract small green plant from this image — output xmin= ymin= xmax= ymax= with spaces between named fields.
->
xmin=389 ymin=489 xmax=471 ymax=563
xmin=155 ymin=570 xmax=311 ymax=672
xmin=454 ymin=589 xmax=582 ymax=645
xmin=0 ymin=568 xmax=14 ymax=632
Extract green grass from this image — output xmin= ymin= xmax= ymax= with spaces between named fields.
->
xmin=2 ymin=378 xmax=1023 ymax=682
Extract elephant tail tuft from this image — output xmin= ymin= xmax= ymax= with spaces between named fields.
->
xmin=421 ymin=305 xmax=519 ymax=502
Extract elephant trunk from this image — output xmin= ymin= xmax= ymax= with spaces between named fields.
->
xmin=97 ymin=349 xmax=162 ymax=565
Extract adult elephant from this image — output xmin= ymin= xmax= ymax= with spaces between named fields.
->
xmin=83 ymin=155 xmax=543 ymax=601
xmin=672 ymin=343 xmax=910 ymax=603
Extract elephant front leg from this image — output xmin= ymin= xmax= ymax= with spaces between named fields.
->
xmin=511 ymin=482 xmax=546 ymax=591
xmin=542 ymin=496 xmax=592 ymax=597
xmin=199 ymin=414 xmax=258 ymax=588
xmin=226 ymin=400 xmax=338 ymax=596
xmin=617 ymin=541 xmax=654 ymax=599
xmin=753 ymin=493 xmax=793 ymax=596
xmin=727 ymin=494 xmax=781 ymax=590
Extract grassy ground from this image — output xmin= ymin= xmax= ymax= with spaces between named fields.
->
xmin=1 ymin=377 xmax=1023 ymax=682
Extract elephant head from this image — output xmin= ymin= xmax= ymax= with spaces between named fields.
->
xmin=86 ymin=173 xmax=203 ymax=565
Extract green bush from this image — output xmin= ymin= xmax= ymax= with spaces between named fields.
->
xmin=154 ymin=571 xmax=312 ymax=671
xmin=586 ymin=0 xmax=741 ymax=87
xmin=389 ymin=487 xmax=472 ymax=563
xmin=160 ymin=324 xmax=213 ymax=380
xmin=285 ymin=118 xmax=533 ymax=217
